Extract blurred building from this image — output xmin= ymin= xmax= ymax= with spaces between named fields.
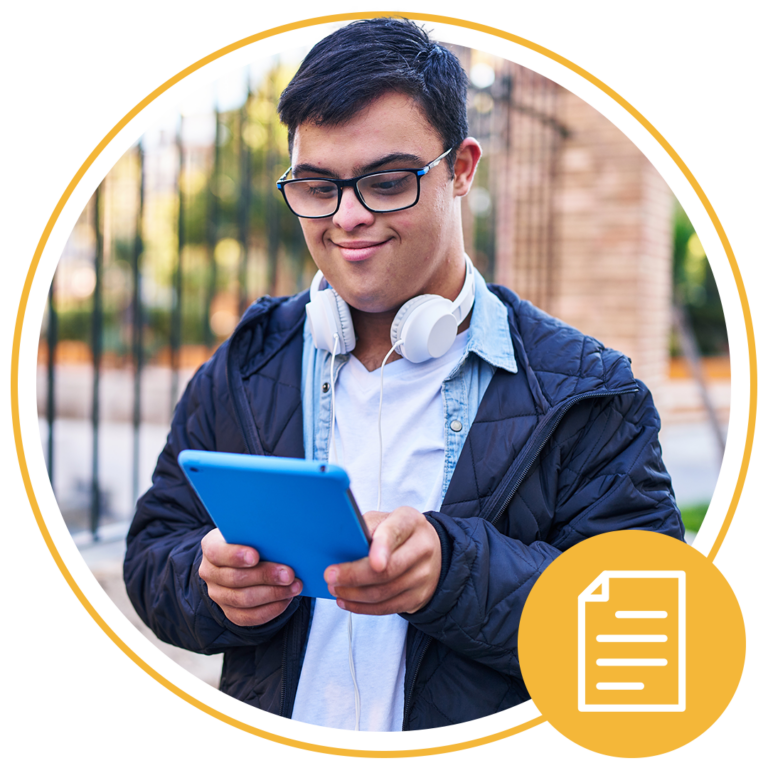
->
xmin=464 ymin=53 xmax=672 ymax=397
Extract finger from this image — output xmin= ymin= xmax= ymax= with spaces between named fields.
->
xmin=336 ymin=575 xmax=419 ymax=616
xmin=201 ymin=528 xmax=260 ymax=568
xmin=336 ymin=557 xmax=437 ymax=614
xmin=201 ymin=560 xmax=296 ymax=590
xmin=330 ymin=514 xmax=441 ymax=614
xmin=362 ymin=510 xmax=389 ymax=538
xmin=331 ymin=538 xmax=440 ymax=601
xmin=325 ymin=543 xmax=417 ymax=592
xmin=332 ymin=565 xmax=415 ymax=605
xmin=368 ymin=507 xmax=418 ymax=572
xmin=207 ymin=580 xmax=303 ymax=611
xmin=222 ymin=598 xmax=295 ymax=627
xmin=328 ymin=524 xmax=439 ymax=605
xmin=324 ymin=508 xmax=427 ymax=587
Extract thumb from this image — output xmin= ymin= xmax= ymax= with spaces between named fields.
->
xmin=369 ymin=529 xmax=391 ymax=573
xmin=362 ymin=510 xmax=389 ymax=538
xmin=368 ymin=507 xmax=415 ymax=572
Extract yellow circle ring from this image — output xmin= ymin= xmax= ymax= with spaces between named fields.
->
xmin=10 ymin=11 xmax=757 ymax=758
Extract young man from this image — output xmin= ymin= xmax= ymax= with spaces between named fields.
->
xmin=124 ymin=18 xmax=684 ymax=731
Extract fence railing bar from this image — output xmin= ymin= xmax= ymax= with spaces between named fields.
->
xmin=171 ymin=116 xmax=184 ymax=412
xmin=91 ymin=186 xmax=103 ymax=538
xmin=206 ymin=108 xmax=220 ymax=349
xmin=131 ymin=142 xmax=145 ymax=505
xmin=504 ymin=67 xmax=516 ymax=285
xmin=265 ymin=66 xmax=279 ymax=295
xmin=238 ymin=86 xmax=252 ymax=315
xmin=46 ymin=276 xmax=57 ymax=486
xmin=523 ymin=68 xmax=535 ymax=303
xmin=533 ymin=71 xmax=547 ymax=307
xmin=544 ymin=79 xmax=562 ymax=312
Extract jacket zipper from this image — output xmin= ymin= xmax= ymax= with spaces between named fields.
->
xmin=279 ymin=626 xmax=290 ymax=717
xmin=402 ymin=636 xmax=431 ymax=729
xmin=226 ymin=334 xmax=263 ymax=456
xmin=401 ymin=385 xmax=637 ymax=729
xmin=489 ymin=387 xmax=637 ymax=526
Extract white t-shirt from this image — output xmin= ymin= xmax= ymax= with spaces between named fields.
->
xmin=291 ymin=332 xmax=469 ymax=731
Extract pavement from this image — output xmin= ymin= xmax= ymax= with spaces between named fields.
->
xmin=53 ymin=417 xmax=724 ymax=688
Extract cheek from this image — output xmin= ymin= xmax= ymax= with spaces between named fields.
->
xmin=401 ymin=193 xmax=449 ymax=236
xmin=299 ymin=220 xmax=316 ymax=242
xmin=413 ymin=191 xmax=453 ymax=241
xmin=299 ymin=221 xmax=328 ymax=254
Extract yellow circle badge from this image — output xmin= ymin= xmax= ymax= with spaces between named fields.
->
xmin=518 ymin=530 xmax=745 ymax=757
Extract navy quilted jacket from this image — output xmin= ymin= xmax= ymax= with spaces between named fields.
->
xmin=124 ymin=285 xmax=684 ymax=729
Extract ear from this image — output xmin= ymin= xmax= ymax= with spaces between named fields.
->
xmin=452 ymin=138 xmax=482 ymax=197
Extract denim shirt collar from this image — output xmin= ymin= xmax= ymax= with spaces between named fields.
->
xmin=463 ymin=269 xmax=517 ymax=375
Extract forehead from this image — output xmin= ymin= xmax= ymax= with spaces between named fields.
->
xmin=291 ymin=92 xmax=444 ymax=174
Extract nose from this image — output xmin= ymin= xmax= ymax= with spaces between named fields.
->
xmin=332 ymin=186 xmax=375 ymax=231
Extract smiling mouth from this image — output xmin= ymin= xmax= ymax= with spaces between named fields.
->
xmin=333 ymin=239 xmax=391 ymax=261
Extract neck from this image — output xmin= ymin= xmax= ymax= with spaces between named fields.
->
xmin=348 ymin=306 xmax=403 ymax=371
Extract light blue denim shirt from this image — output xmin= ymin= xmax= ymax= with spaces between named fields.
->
xmin=301 ymin=271 xmax=517 ymax=506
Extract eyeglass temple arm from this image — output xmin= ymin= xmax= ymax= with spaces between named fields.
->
xmin=417 ymin=146 xmax=455 ymax=177
xmin=276 ymin=167 xmax=291 ymax=188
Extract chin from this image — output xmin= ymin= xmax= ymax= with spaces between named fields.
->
xmin=338 ymin=287 xmax=398 ymax=315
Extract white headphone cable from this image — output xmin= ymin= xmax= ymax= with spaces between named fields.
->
xmin=348 ymin=612 xmax=361 ymax=731
xmin=328 ymin=333 xmax=339 ymax=464
xmin=328 ymin=332 xmax=362 ymax=730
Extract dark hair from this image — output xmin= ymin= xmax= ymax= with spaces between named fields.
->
xmin=277 ymin=17 xmax=468 ymax=174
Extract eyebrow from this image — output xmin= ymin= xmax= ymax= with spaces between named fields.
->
xmin=292 ymin=152 xmax=425 ymax=178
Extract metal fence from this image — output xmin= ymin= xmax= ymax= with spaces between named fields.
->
xmin=38 ymin=49 xmax=567 ymax=541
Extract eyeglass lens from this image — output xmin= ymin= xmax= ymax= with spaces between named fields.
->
xmin=283 ymin=171 xmax=419 ymax=217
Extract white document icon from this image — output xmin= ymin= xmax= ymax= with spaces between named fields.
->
xmin=578 ymin=571 xmax=685 ymax=712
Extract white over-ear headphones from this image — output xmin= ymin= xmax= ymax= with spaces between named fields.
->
xmin=306 ymin=254 xmax=476 ymax=363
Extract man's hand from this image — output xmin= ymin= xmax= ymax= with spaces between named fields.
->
xmin=199 ymin=528 xmax=302 ymax=627
xmin=324 ymin=506 xmax=442 ymax=615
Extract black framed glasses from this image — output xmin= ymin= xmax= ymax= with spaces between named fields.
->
xmin=275 ymin=147 xmax=454 ymax=219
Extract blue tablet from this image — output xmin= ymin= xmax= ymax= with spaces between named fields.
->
xmin=178 ymin=450 xmax=371 ymax=599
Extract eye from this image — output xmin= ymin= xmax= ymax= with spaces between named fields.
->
xmin=363 ymin=172 xmax=414 ymax=196
xmin=301 ymin=181 xmax=337 ymax=198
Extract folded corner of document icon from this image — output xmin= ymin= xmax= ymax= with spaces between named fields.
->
xmin=577 ymin=571 xmax=685 ymax=712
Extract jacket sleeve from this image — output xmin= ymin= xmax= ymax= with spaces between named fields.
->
xmin=123 ymin=350 xmax=300 ymax=655
xmin=404 ymin=381 xmax=684 ymax=678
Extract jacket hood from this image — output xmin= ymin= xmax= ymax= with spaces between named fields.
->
xmin=228 ymin=290 xmax=311 ymax=378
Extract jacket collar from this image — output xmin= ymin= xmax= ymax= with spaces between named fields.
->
xmin=466 ymin=270 xmax=517 ymax=374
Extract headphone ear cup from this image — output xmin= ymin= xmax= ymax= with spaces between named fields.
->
xmin=391 ymin=294 xmax=456 ymax=363
xmin=390 ymin=295 xmax=435 ymax=350
xmin=306 ymin=286 xmax=356 ymax=354
xmin=330 ymin=289 xmax=356 ymax=353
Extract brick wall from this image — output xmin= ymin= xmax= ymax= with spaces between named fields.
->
xmin=488 ymin=68 xmax=674 ymax=394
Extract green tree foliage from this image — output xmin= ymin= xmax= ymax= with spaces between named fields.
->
xmin=672 ymin=204 xmax=728 ymax=356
